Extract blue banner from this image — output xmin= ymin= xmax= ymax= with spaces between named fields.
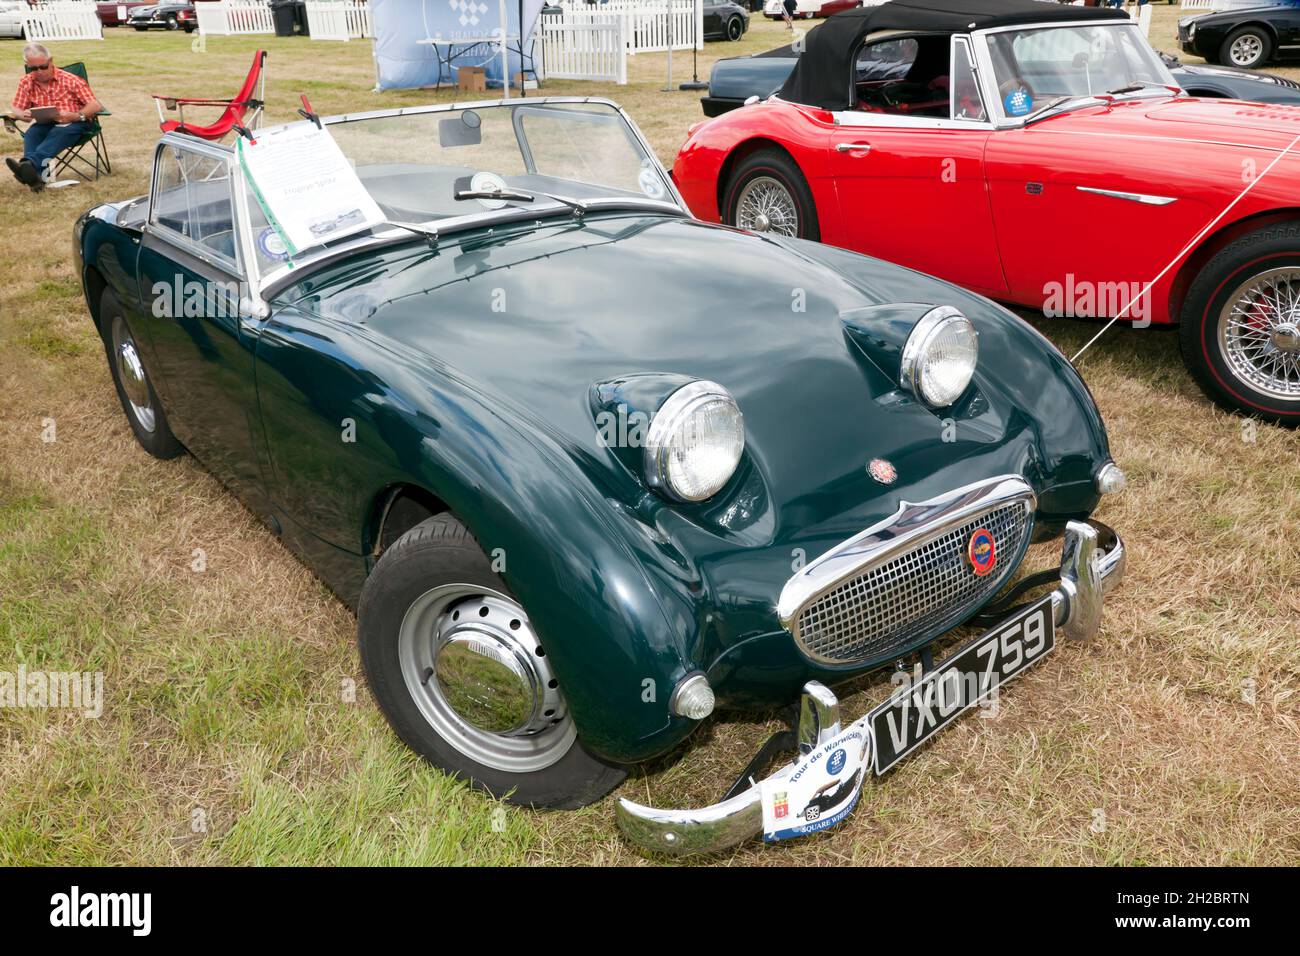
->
xmin=372 ymin=0 xmax=546 ymax=92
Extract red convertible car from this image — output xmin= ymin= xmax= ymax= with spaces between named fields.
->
xmin=673 ymin=0 xmax=1300 ymax=424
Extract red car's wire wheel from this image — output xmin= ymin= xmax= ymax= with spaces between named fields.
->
xmin=1216 ymin=267 xmax=1300 ymax=403
xmin=733 ymin=175 xmax=800 ymax=237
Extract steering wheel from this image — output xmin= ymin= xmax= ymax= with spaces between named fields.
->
xmin=859 ymin=81 xmax=936 ymax=110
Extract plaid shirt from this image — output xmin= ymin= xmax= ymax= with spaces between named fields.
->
xmin=11 ymin=67 xmax=95 ymax=115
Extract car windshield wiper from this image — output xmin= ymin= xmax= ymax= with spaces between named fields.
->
xmin=455 ymin=186 xmax=593 ymax=219
xmin=1104 ymin=81 xmax=1181 ymax=96
xmin=1023 ymin=93 xmax=1102 ymax=125
xmin=1023 ymin=80 xmax=1181 ymax=126
xmin=384 ymin=219 xmax=441 ymax=247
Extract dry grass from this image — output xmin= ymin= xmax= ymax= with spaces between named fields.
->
xmin=0 ymin=8 xmax=1297 ymax=866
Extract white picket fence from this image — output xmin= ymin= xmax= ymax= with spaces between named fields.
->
xmin=545 ymin=0 xmax=700 ymax=54
xmin=196 ymin=1 xmax=275 ymax=36
xmin=22 ymin=1 xmax=104 ymax=42
xmin=305 ymin=1 xmax=371 ymax=41
xmin=1178 ymin=0 xmax=1269 ymax=9
xmin=610 ymin=0 xmax=700 ymax=54
xmin=539 ymin=11 xmax=628 ymax=84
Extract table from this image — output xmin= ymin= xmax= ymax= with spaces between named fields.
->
xmin=416 ymin=36 xmax=540 ymax=95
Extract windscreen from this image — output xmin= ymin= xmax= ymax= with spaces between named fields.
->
xmin=324 ymin=101 xmax=673 ymax=224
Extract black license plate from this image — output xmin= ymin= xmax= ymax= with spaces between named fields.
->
xmin=868 ymin=596 xmax=1056 ymax=775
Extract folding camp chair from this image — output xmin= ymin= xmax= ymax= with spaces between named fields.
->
xmin=151 ymin=50 xmax=267 ymax=142
xmin=2 ymin=61 xmax=112 ymax=182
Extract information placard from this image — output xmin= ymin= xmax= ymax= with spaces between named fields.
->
xmin=236 ymin=121 xmax=385 ymax=259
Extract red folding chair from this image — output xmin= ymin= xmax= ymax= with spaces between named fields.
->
xmin=151 ymin=51 xmax=267 ymax=142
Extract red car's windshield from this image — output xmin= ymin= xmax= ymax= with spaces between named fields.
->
xmin=985 ymin=23 xmax=1175 ymax=120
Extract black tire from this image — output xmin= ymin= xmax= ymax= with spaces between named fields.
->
xmin=1220 ymin=26 xmax=1271 ymax=69
xmin=1179 ymin=223 xmax=1300 ymax=426
xmin=726 ymin=16 xmax=743 ymax=41
xmin=164 ymin=14 xmax=178 ymax=30
xmin=99 ymin=288 xmax=186 ymax=459
xmin=184 ymin=25 xmax=195 ymax=33
xmin=357 ymin=513 xmax=627 ymax=809
xmin=804 ymin=804 xmax=821 ymax=821
xmin=722 ymin=147 xmax=820 ymax=241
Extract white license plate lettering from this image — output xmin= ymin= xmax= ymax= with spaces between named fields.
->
xmin=869 ymin=597 xmax=1056 ymax=775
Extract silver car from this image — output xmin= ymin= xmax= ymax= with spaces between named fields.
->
xmin=0 ymin=1 xmax=31 ymax=39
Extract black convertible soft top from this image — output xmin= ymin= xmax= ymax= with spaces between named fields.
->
xmin=778 ymin=0 xmax=1128 ymax=111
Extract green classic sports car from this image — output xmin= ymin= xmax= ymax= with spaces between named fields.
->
xmin=74 ymin=98 xmax=1126 ymax=854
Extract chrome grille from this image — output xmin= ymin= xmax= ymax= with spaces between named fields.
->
xmin=794 ymin=502 xmax=1030 ymax=663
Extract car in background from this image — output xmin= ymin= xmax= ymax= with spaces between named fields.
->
xmin=96 ymin=1 xmax=153 ymax=26
xmin=763 ymin=0 xmax=862 ymax=21
xmin=0 ymin=0 xmax=33 ymax=39
xmin=1179 ymin=3 xmax=1300 ymax=69
xmin=675 ymin=0 xmax=1300 ymax=423
xmin=704 ymin=0 xmax=749 ymax=41
xmin=700 ymin=41 xmax=1300 ymax=116
xmin=127 ymin=1 xmax=196 ymax=31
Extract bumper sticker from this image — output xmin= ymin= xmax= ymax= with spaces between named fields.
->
xmin=760 ymin=724 xmax=871 ymax=842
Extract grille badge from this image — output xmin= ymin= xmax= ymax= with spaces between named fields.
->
xmin=967 ymin=527 xmax=997 ymax=577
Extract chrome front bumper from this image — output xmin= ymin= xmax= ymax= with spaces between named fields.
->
xmin=616 ymin=518 xmax=1126 ymax=856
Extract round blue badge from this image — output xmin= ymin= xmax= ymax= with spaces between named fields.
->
xmin=1004 ymin=88 xmax=1032 ymax=117
xmin=257 ymin=227 xmax=289 ymax=262
xmin=826 ymin=748 xmax=847 ymax=776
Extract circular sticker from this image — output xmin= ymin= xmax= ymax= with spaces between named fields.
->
xmin=257 ymin=227 xmax=288 ymax=262
xmin=826 ymin=748 xmax=847 ymax=776
xmin=470 ymin=171 xmax=510 ymax=210
xmin=638 ymin=165 xmax=666 ymax=200
xmin=1003 ymin=87 xmax=1033 ymax=117
xmin=967 ymin=527 xmax=997 ymax=577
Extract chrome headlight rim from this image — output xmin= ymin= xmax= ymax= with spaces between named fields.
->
xmin=643 ymin=380 xmax=745 ymax=503
xmin=899 ymin=305 xmax=979 ymax=408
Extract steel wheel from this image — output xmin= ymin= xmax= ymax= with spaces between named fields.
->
xmin=1229 ymin=33 xmax=1264 ymax=67
xmin=734 ymin=175 xmax=800 ymax=237
xmin=1216 ymin=267 xmax=1300 ymax=402
xmin=397 ymin=583 xmax=575 ymax=774
xmin=111 ymin=315 xmax=157 ymax=434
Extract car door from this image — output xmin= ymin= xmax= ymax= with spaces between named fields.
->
xmin=826 ymin=34 xmax=1008 ymax=299
xmin=703 ymin=2 xmax=721 ymax=38
xmin=1274 ymin=9 xmax=1300 ymax=50
xmin=133 ymin=139 xmax=273 ymax=514
xmin=981 ymin=24 xmax=1208 ymax=319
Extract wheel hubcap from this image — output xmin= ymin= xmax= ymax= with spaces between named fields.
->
xmin=1231 ymin=36 xmax=1262 ymax=65
xmin=734 ymin=176 xmax=799 ymax=237
xmin=1217 ymin=267 xmax=1300 ymax=401
xmin=112 ymin=316 xmax=156 ymax=433
xmin=398 ymin=584 xmax=574 ymax=773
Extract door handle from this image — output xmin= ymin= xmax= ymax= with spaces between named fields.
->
xmin=835 ymin=142 xmax=872 ymax=154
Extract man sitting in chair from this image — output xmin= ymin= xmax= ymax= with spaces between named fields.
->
xmin=6 ymin=43 xmax=103 ymax=192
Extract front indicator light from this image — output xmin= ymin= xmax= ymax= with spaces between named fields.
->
xmin=1096 ymin=462 xmax=1127 ymax=495
xmin=670 ymin=673 xmax=715 ymax=720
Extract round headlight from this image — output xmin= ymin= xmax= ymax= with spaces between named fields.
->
xmin=900 ymin=306 xmax=979 ymax=407
xmin=644 ymin=381 xmax=744 ymax=502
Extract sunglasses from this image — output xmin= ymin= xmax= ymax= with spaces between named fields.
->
xmin=29 ymin=62 xmax=52 ymax=71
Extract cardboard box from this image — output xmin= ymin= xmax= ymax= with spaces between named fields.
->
xmin=458 ymin=66 xmax=487 ymax=93
xmin=512 ymin=72 xmax=539 ymax=91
